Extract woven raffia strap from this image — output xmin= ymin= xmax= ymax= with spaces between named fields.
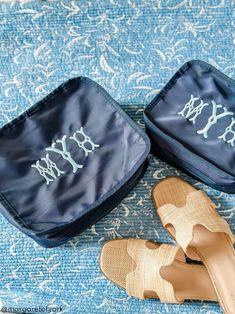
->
xmin=126 ymin=239 xmax=185 ymax=303
xmin=158 ymin=190 xmax=234 ymax=258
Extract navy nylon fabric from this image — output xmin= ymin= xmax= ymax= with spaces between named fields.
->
xmin=145 ymin=60 xmax=235 ymax=191
xmin=0 ymin=77 xmax=149 ymax=247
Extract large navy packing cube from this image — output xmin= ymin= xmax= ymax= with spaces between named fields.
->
xmin=144 ymin=60 xmax=235 ymax=193
xmin=0 ymin=77 xmax=150 ymax=247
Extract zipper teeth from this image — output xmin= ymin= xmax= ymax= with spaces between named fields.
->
xmin=144 ymin=116 xmax=235 ymax=187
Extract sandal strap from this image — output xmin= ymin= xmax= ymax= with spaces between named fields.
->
xmin=158 ymin=190 xmax=234 ymax=258
xmin=126 ymin=239 xmax=185 ymax=303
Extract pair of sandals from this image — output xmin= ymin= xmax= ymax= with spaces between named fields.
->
xmin=99 ymin=177 xmax=235 ymax=314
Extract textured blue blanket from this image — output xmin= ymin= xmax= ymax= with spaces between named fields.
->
xmin=0 ymin=1 xmax=234 ymax=313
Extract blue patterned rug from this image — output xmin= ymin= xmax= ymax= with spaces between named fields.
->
xmin=0 ymin=1 xmax=234 ymax=313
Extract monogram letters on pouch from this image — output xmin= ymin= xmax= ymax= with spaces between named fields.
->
xmin=178 ymin=94 xmax=235 ymax=146
xmin=31 ymin=127 xmax=100 ymax=185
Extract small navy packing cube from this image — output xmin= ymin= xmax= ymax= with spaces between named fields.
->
xmin=0 ymin=77 xmax=150 ymax=247
xmin=144 ymin=60 xmax=235 ymax=193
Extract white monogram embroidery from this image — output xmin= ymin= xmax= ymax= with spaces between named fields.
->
xmin=197 ymin=101 xmax=233 ymax=139
xmin=178 ymin=94 xmax=209 ymax=124
xmin=218 ymin=118 xmax=235 ymax=147
xmin=31 ymin=154 xmax=65 ymax=185
xmin=69 ymin=127 xmax=99 ymax=157
xmin=178 ymin=95 xmax=235 ymax=146
xmin=31 ymin=127 xmax=99 ymax=185
xmin=46 ymin=135 xmax=83 ymax=173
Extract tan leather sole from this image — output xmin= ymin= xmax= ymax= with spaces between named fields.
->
xmin=100 ymin=238 xmax=217 ymax=302
xmin=152 ymin=177 xmax=235 ymax=314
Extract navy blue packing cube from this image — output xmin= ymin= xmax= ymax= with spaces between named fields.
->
xmin=0 ymin=77 xmax=150 ymax=247
xmin=144 ymin=60 xmax=235 ymax=193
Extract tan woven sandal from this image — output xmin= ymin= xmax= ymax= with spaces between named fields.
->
xmin=99 ymin=238 xmax=217 ymax=303
xmin=152 ymin=177 xmax=235 ymax=314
